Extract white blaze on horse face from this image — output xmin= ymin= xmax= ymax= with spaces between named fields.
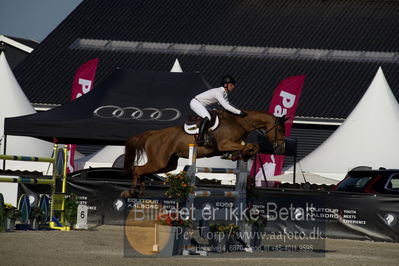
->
xmin=273 ymin=91 xmax=296 ymax=117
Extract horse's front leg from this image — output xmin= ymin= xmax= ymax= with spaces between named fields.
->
xmin=217 ymin=141 xmax=259 ymax=160
xmin=240 ymin=143 xmax=260 ymax=161
xmin=241 ymin=143 xmax=260 ymax=156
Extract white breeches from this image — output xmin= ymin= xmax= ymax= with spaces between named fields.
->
xmin=190 ymin=98 xmax=211 ymax=120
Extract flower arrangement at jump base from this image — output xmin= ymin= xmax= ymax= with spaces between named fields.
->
xmin=4 ymin=203 xmax=20 ymax=220
xmin=3 ymin=203 xmax=20 ymax=231
xmin=30 ymin=206 xmax=46 ymax=220
xmin=242 ymin=207 xmax=267 ymax=250
xmin=164 ymin=172 xmax=195 ymax=202
xmin=29 ymin=205 xmax=46 ymax=230
xmin=64 ymin=194 xmax=80 ymax=227
xmin=245 ymin=207 xmax=267 ymax=229
xmin=155 ymin=212 xmax=192 ymax=256
xmin=157 ymin=212 xmax=192 ymax=228
xmin=208 ymin=223 xmax=241 ymax=253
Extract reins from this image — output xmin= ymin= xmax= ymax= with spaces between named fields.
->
xmin=241 ymin=115 xmax=279 ymax=138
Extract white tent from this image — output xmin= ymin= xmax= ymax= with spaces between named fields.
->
xmin=170 ymin=58 xmax=183 ymax=73
xmin=0 ymin=52 xmax=55 ymax=206
xmin=287 ymin=67 xmax=399 ymax=182
xmin=0 ymin=52 xmax=54 ymax=173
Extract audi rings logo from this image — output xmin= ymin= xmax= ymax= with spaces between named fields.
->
xmin=93 ymin=106 xmax=181 ymax=121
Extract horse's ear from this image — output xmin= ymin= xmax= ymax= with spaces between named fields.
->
xmin=279 ymin=115 xmax=289 ymax=123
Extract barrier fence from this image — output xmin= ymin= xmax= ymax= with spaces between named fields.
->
xmin=0 ymin=144 xmax=70 ymax=231
xmin=184 ymin=144 xmax=248 ymax=202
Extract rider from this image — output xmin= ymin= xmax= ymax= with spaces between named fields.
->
xmin=190 ymin=75 xmax=247 ymax=145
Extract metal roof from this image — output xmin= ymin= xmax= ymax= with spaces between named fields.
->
xmin=13 ymin=0 xmax=399 ymax=120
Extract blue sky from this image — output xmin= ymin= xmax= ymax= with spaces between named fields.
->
xmin=0 ymin=0 xmax=83 ymax=42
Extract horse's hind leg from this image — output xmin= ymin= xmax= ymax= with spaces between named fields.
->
xmin=135 ymin=154 xmax=178 ymax=196
xmin=155 ymin=154 xmax=179 ymax=174
xmin=132 ymin=171 xmax=141 ymax=196
xmin=120 ymin=165 xmax=142 ymax=198
xmin=137 ymin=172 xmax=147 ymax=197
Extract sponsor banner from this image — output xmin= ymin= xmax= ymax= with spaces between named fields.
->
xmin=19 ymin=180 xmax=399 ymax=243
xmin=93 ymin=106 xmax=181 ymax=121
xmin=251 ymin=75 xmax=305 ymax=182
xmin=68 ymin=58 xmax=99 ymax=173
xmin=251 ymin=189 xmax=399 ymax=242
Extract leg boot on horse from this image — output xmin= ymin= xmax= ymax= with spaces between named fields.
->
xmin=197 ymin=117 xmax=210 ymax=146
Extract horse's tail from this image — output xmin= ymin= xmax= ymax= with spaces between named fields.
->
xmin=124 ymin=134 xmax=145 ymax=178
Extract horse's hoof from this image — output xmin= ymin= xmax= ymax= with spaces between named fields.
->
xmin=231 ymin=156 xmax=239 ymax=161
xmin=120 ymin=189 xmax=139 ymax=198
xmin=120 ymin=190 xmax=131 ymax=198
xmin=220 ymin=153 xmax=232 ymax=160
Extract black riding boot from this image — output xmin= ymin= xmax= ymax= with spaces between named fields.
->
xmin=197 ymin=117 xmax=210 ymax=146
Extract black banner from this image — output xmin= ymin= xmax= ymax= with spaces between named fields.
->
xmin=19 ymin=179 xmax=399 ymax=242
xmin=252 ymin=189 xmax=399 ymax=242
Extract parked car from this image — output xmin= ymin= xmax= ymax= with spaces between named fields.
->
xmin=334 ymin=167 xmax=399 ymax=195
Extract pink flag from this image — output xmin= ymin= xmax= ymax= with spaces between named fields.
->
xmin=67 ymin=59 xmax=99 ymax=173
xmin=71 ymin=58 xmax=99 ymax=100
xmin=250 ymin=75 xmax=305 ymax=186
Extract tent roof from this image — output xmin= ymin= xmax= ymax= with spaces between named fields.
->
xmin=4 ymin=69 xmax=211 ymax=145
xmin=292 ymin=68 xmax=399 ymax=180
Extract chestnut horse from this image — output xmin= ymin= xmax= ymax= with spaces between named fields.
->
xmin=123 ymin=109 xmax=286 ymax=196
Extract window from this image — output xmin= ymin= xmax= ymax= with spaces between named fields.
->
xmin=386 ymin=174 xmax=399 ymax=191
xmin=335 ymin=174 xmax=373 ymax=192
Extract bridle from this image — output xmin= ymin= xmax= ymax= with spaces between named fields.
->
xmin=242 ymin=116 xmax=285 ymax=149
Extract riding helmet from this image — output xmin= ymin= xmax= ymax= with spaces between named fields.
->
xmin=221 ymin=75 xmax=236 ymax=86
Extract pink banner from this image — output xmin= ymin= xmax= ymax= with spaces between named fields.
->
xmin=67 ymin=58 xmax=99 ymax=173
xmin=250 ymin=75 xmax=305 ymax=186
xmin=71 ymin=58 xmax=99 ymax=100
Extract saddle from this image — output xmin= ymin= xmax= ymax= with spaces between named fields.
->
xmin=183 ymin=111 xmax=220 ymax=136
xmin=185 ymin=111 xmax=217 ymax=127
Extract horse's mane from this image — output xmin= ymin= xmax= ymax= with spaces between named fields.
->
xmin=215 ymin=109 xmax=272 ymax=119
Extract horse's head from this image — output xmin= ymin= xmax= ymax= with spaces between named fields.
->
xmin=265 ymin=115 xmax=287 ymax=155
xmin=229 ymin=110 xmax=287 ymax=154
